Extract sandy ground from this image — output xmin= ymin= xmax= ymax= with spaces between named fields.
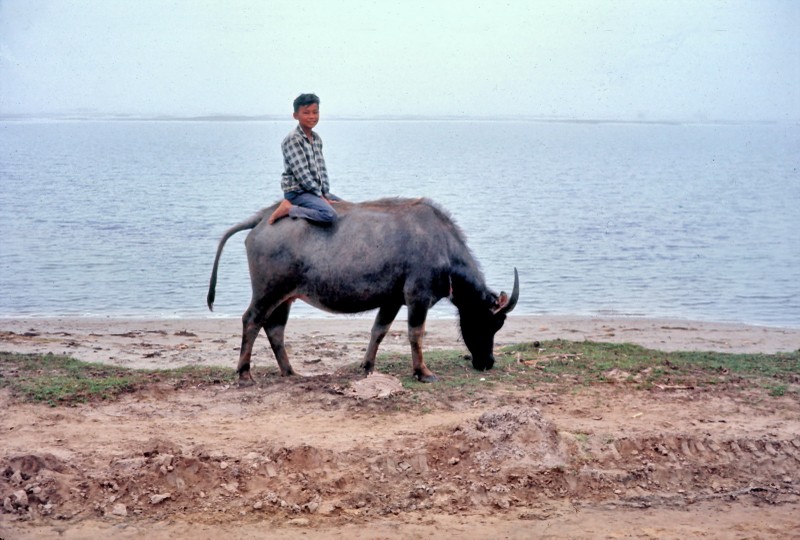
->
xmin=1 ymin=315 xmax=799 ymax=539
xmin=1 ymin=315 xmax=798 ymax=374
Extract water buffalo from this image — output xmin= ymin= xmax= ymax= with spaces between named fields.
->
xmin=207 ymin=198 xmax=519 ymax=384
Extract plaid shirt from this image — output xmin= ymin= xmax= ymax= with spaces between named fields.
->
xmin=280 ymin=125 xmax=330 ymax=197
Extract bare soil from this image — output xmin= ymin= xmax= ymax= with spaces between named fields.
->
xmin=2 ymin=316 xmax=799 ymax=539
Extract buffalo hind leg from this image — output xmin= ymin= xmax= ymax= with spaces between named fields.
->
xmin=407 ymin=304 xmax=438 ymax=382
xmin=263 ymin=300 xmax=295 ymax=377
xmin=361 ymin=303 xmax=402 ymax=376
xmin=237 ymin=305 xmax=266 ymax=386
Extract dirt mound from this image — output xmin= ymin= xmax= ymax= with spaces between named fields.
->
xmin=5 ymin=398 xmax=796 ymax=524
xmin=460 ymin=406 xmax=566 ymax=471
xmin=0 ymin=404 xmax=566 ymax=522
xmin=2 ymin=453 xmax=73 ymax=517
xmin=339 ymin=372 xmax=405 ymax=399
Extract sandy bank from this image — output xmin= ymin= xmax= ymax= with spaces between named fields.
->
xmin=1 ymin=316 xmax=797 ymax=373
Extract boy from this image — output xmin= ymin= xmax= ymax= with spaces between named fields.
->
xmin=268 ymin=93 xmax=340 ymax=225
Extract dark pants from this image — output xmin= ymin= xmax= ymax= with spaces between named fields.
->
xmin=285 ymin=190 xmax=338 ymax=224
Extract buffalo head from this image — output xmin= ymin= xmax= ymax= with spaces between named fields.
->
xmin=458 ymin=268 xmax=519 ymax=371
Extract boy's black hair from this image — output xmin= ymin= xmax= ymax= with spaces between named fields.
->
xmin=293 ymin=93 xmax=320 ymax=112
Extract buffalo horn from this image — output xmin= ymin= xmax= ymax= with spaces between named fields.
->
xmin=494 ymin=268 xmax=520 ymax=315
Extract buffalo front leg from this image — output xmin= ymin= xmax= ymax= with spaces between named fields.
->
xmin=361 ymin=304 xmax=402 ymax=376
xmin=237 ymin=306 xmax=264 ymax=386
xmin=407 ymin=305 xmax=438 ymax=383
xmin=263 ymin=300 xmax=295 ymax=377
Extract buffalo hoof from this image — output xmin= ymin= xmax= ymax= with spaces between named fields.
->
xmin=360 ymin=362 xmax=375 ymax=376
xmin=416 ymin=373 xmax=439 ymax=383
xmin=237 ymin=372 xmax=256 ymax=387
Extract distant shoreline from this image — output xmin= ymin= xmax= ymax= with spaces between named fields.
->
xmin=2 ymin=311 xmax=798 ymax=331
xmin=2 ymin=113 xmax=795 ymax=126
xmin=2 ymin=312 xmax=798 ymax=331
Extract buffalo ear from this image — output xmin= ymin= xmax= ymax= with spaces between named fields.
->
xmin=492 ymin=292 xmax=509 ymax=314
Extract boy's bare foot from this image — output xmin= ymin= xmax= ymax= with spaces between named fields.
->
xmin=268 ymin=200 xmax=292 ymax=224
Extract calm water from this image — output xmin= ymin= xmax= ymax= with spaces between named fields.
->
xmin=1 ymin=119 xmax=798 ymax=327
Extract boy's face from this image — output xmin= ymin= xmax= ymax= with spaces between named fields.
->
xmin=293 ymin=103 xmax=320 ymax=132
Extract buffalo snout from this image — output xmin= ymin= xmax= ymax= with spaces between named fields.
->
xmin=471 ymin=354 xmax=495 ymax=372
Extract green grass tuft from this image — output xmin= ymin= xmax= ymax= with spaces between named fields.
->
xmin=374 ymin=339 xmax=799 ymax=396
xmin=0 ymin=352 xmax=234 ymax=406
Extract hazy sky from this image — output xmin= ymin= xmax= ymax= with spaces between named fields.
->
xmin=1 ymin=0 xmax=798 ymax=121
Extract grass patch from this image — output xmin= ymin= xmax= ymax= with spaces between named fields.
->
xmin=2 ymin=340 xmax=797 ymax=406
xmin=374 ymin=339 xmax=800 ymax=397
xmin=0 ymin=352 xmax=234 ymax=406
xmin=520 ymin=340 xmax=800 ymax=388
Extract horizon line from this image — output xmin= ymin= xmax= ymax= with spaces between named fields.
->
xmin=1 ymin=111 xmax=796 ymax=126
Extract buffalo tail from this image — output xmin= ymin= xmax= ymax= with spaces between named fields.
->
xmin=206 ymin=208 xmax=270 ymax=310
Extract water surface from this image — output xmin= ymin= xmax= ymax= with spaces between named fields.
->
xmin=1 ymin=119 xmax=798 ymax=327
